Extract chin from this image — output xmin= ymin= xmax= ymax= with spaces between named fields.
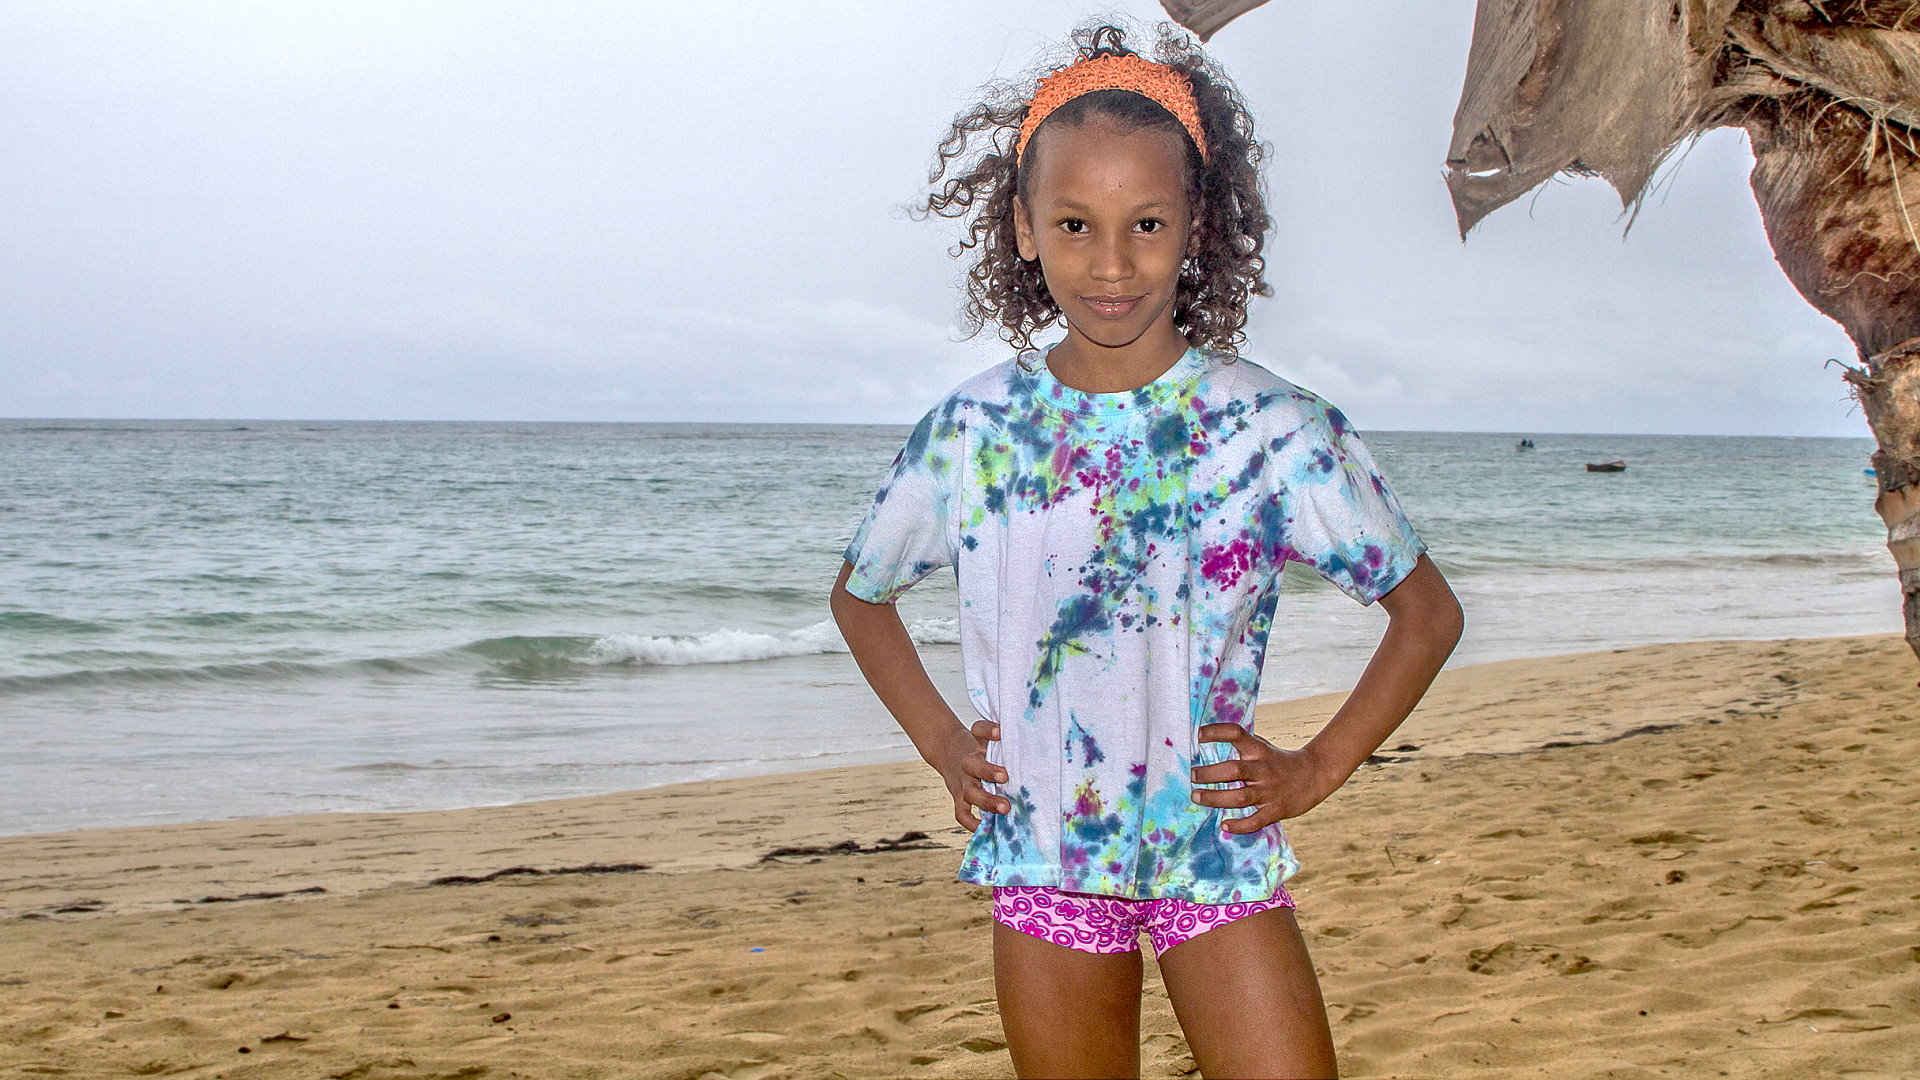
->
xmin=1064 ymin=318 xmax=1156 ymax=350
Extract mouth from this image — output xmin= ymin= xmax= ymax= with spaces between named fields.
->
xmin=1080 ymin=294 xmax=1145 ymax=320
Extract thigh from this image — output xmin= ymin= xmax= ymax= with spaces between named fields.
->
xmin=994 ymin=919 xmax=1144 ymax=1079
xmin=1154 ymin=905 xmax=1337 ymax=1079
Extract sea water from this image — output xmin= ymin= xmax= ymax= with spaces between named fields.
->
xmin=0 ymin=419 xmax=1896 ymax=835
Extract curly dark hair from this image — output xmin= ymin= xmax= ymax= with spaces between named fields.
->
xmin=917 ymin=20 xmax=1272 ymax=352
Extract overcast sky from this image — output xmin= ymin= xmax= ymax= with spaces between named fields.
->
xmin=0 ymin=1 xmax=1872 ymax=436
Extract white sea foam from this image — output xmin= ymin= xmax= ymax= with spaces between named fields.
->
xmin=582 ymin=617 xmax=958 ymax=667
xmin=905 ymin=615 xmax=960 ymax=644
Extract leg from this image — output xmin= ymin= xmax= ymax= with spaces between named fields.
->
xmin=1155 ymin=906 xmax=1338 ymax=1079
xmin=994 ymin=920 xmax=1144 ymax=1079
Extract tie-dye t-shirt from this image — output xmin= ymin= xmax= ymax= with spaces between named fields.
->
xmin=841 ymin=345 xmax=1427 ymax=904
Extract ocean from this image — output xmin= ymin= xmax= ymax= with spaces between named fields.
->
xmin=0 ymin=418 xmax=1896 ymax=836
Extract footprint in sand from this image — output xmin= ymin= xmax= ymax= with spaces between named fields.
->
xmin=893 ymin=1002 xmax=942 ymax=1025
xmin=1465 ymin=940 xmax=1599 ymax=976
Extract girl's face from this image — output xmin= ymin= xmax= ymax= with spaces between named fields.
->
xmin=1014 ymin=118 xmax=1198 ymax=363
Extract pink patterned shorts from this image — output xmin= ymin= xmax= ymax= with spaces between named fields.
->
xmin=990 ymin=884 xmax=1295 ymax=957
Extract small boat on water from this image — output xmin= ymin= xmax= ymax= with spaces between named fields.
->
xmin=1585 ymin=460 xmax=1627 ymax=472
xmin=1516 ymin=438 xmax=1535 ymax=450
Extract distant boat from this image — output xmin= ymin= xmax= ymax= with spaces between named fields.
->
xmin=1515 ymin=438 xmax=1535 ymax=450
xmin=1585 ymin=460 xmax=1627 ymax=472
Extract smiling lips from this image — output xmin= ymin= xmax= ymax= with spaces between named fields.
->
xmin=1082 ymin=294 xmax=1144 ymax=319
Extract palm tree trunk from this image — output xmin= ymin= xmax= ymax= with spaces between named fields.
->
xmin=1844 ymin=341 xmax=1920 ymax=662
xmin=1738 ymin=98 xmax=1920 ymax=663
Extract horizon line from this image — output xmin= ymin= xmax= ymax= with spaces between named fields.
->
xmin=0 ymin=416 xmax=1876 ymax=440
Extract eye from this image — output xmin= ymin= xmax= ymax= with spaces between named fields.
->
xmin=1058 ymin=218 xmax=1087 ymax=234
xmin=1136 ymin=218 xmax=1165 ymax=234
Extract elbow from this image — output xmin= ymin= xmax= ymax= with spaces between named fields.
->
xmin=829 ymin=562 xmax=884 ymax=625
xmin=829 ymin=579 xmax=860 ymax=627
xmin=1379 ymin=556 xmax=1463 ymax=650
xmin=1386 ymin=578 xmax=1463 ymax=655
xmin=1422 ymin=585 xmax=1465 ymax=654
xmin=1438 ymin=593 xmax=1465 ymax=649
xmin=1413 ymin=556 xmax=1463 ymax=650
xmin=828 ymin=567 xmax=855 ymax=626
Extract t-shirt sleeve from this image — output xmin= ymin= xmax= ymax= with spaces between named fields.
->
xmin=1270 ymin=399 xmax=1427 ymax=606
xmin=841 ymin=404 xmax=961 ymax=604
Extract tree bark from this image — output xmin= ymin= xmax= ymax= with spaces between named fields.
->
xmin=1844 ymin=341 xmax=1920 ymax=663
xmin=1737 ymin=98 xmax=1920 ymax=663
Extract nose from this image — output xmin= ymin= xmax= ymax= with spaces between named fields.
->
xmin=1090 ymin=230 xmax=1132 ymax=284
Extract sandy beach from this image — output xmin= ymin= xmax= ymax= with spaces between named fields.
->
xmin=2 ymin=632 xmax=1915 ymax=1079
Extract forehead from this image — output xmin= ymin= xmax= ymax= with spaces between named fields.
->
xmin=1022 ymin=118 xmax=1191 ymax=209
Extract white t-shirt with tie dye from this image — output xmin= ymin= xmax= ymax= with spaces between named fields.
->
xmin=842 ymin=344 xmax=1427 ymax=904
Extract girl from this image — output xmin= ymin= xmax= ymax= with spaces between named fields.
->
xmin=830 ymin=21 xmax=1463 ymax=1080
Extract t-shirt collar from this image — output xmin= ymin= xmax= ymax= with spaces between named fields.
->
xmin=1023 ymin=342 xmax=1209 ymax=418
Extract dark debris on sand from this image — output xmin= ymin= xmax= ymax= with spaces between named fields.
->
xmin=178 ymin=887 xmax=329 ymax=905
xmin=426 ymin=862 xmax=650 ymax=887
xmin=759 ymin=830 xmax=940 ymax=862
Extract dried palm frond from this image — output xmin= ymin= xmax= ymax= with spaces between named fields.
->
xmin=1156 ymin=0 xmax=1272 ymax=42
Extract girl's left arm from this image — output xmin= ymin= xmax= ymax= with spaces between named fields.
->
xmin=1193 ymin=553 xmax=1463 ymax=829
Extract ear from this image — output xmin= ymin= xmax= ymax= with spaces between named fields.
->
xmin=1013 ymin=194 xmax=1038 ymax=262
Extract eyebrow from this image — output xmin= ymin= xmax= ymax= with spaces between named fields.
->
xmin=1050 ymin=198 xmax=1173 ymax=214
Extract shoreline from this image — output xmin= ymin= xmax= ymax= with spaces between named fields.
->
xmin=2 ymin=631 xmax=1914 ymax=1078
xmin=1 ymin=632 xmax=1899 ymax=921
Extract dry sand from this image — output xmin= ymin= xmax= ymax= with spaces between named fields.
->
xmin=1 ymin=633 xmax=1915 ymax=1079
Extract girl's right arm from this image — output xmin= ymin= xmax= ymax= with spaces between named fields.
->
xmin=830 ymin=560 xmax=1010 ymax=832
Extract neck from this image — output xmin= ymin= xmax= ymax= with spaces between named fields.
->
xmin=1047 ymin=322 xmax=1191 ymax=394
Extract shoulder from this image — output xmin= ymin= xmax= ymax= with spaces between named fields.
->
xmin=902 ymin=355 xmax=1037 ymax=447
xmin=1194 ymin=351 xmax=1357 ymax=440
xmin=894 ymin=357 xmax=1023 ymax=463
xmin=919 ymin=357 xmax=1025 ymax=422
xmin=946 ymin=358 xmax=1025 ymax=415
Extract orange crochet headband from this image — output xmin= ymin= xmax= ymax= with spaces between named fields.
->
xmin=1014 ymin=54 xmax=1210 ymax=165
